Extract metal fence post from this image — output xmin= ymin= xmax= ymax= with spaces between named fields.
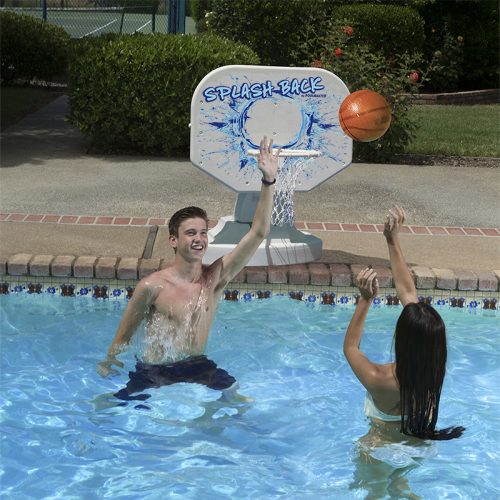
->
xmin=167 ymin=0 xmax=185 ymax=34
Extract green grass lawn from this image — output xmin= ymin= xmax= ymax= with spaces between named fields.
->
xmin=2 ymin=86 xmax=499 ymax=158
xmin=405 ymin=104 xmax=500 ymax=157
xmin=1 ymin=86 xmax=63 ymax=131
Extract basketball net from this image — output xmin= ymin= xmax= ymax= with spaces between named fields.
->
xmin=249 ymin=149 xmax=321 ymax=226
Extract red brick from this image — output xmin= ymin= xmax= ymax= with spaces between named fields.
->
xmin=445 ymin=227 xmax=466 ymax=236
xmin=246 ymin=266 xmax=268 ymax=284
xmin=481 ymin=228 xmax=499 ymax=236
xmin=74 ymin=256 xmax=97 ymax=278
xmin=308 ymin=263 xmax=330 ymax=285
xmin=231 ymin=268 xmax=246 ymax=283
xmin=476 ymin=271 xmax=498 ymax=291
xmin=113 ymin=218 xmax=131 ymax=225
xmin=341 ymin=223 xmax=359 ymax=232
xmin=0 ymin=213 xmax=9 ymax=221
xmin=411 ymin=266 xmax=436 ymax=289
xmin=324 ymin=223 xmax=342 ymax=231
xmin=149 ymin=218 xmax=167 ymax=226
xmin=96 ymin=257 xmax=117 ymax=279
xmin=117 ymin=258 xmax=138 ymax=280
xmin=330 ymin=264 xmax=351 ymax=286
xmin=29 ymin=254 xmax=54 ymax=276
xmin=432 ymin=268 xmax=457 ymax=290
xmin=7 ymin=253 xmax=32 ymax=276
xmin=208 ymin=219 xmax=218 ymax=229
xmin=455 ymin=269 xmax=478 ymax=291
xmin=0 ymin=255 xmax=8 ymax=274
xmin=288 ymin=264 xmax=309 ymax=285
xmin=42 ymin=215 xmax=60 ymax=223
xmin=59 ymin=216 xmax=79 ymax=224
xmin=306 ymin=222 xmax=324 ymax=230
xmin=77 ymin=217 xmax=96 ymax=224
xmin=410 ymin=226 xmax=430 ymax=235
xmin=358 ymin=224 xmax=377 ymax=232
xmin=25 ymin=214 xmax=44 ymax=222
xmin=8 ymin=214 xmax=27 ymax=221
xmin=139 ymin=258 xmax=161 ymax=279
xmin=267 ymin=266 xmax=288 ymax=284
xmin=130 ymin=218 xmax=148 ymax=226
xmin=463 ymin=227 xmax=482 ymax=236
xmin=51 ymin=255 xmax=75 ymax=277
xmin=294 ymin=221 xmax=306 ymax=229
xmin=428 ymin=226 xmax=447 ymax=235
xmin=372 ymin=266 xmax=392 ymax=288
xmin=96 ymin=217 xmax=114 ymax=224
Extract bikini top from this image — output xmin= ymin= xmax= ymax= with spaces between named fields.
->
xmin=364 ymin=392 xmax=401 ymax=422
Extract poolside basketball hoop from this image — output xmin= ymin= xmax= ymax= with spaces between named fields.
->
xmin=247 ymin=148 xmax=321 ymax=227
xmin=190 ymin=65 xmax=352 ymax=266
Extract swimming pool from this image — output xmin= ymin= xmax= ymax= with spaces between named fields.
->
xmin=1 ymin=294 xmax=498 ymax=499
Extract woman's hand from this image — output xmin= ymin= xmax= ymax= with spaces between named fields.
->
xmin=356 ymin=267 xmax=379 ymax=301
xmin=383 ymin=205 xmax=406 ymax=243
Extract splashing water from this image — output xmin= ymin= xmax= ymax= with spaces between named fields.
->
xmin=133 ymin=286 xmax=209 ymax=364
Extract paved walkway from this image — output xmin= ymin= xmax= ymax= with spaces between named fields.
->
xmin=0 ymin=96 xmax=498 ymax=286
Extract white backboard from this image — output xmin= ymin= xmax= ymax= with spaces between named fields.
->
xmin=190 ymin=65 xmax=352 ymax=192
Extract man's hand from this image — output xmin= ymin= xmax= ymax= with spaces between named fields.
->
xmin=96 ymin=356 xmax=124 ymax=378
xmin=356 ymin=267 xmax=379 ymax=301
xmin=258 ymin=136 xmax=280 ymax=183
xmin=383 ymin=205 xmax=406 ymax=243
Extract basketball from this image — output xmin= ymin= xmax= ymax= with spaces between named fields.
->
xmin=338 ymin=90 xmax=392 ymax=142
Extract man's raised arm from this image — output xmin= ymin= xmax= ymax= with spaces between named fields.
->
xmin=218 ymin=136 xmax=280 ymax=284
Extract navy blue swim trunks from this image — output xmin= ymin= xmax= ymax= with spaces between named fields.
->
xmin=114 ymin=355 xmax=236 ymax=401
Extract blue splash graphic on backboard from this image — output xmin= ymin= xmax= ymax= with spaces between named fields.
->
xmin=195 ymin=73 xmax=351 ymax=188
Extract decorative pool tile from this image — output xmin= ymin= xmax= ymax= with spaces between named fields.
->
xmin=0 ymin=276 xmax=498 ymax=310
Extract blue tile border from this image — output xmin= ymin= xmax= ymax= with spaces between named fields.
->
xmin=1 ymin=276 xmax=497 ymax=311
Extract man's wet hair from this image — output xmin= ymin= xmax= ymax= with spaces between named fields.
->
xmin=168 ymin=206 xmax=208 ymax=237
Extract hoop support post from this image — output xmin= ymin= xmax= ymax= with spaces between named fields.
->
xmin=203 ymin=149 xmax=323 ymax=266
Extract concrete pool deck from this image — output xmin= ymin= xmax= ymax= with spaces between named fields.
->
xmin=0 ymin=96 xmax=499 ymax=294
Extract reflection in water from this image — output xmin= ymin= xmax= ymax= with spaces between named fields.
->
xmin=350 ymin=422 xmax=436 ymax=499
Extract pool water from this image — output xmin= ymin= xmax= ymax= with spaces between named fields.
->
xmin=0 ymin=295 xmax=498 ymax=499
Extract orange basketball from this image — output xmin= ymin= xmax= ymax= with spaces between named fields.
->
xmin=338 ymin=90 xmax=392 ymax=142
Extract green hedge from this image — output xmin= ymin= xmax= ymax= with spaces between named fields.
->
xmin=68 ymin=33 xmax=259 ymax=155
xmin=206 ymin=1 xmax=424 ymax=67
xmin=0 ymin=12 xmax=70 ymax=85
xmin=207 ymin=0 xmax=338 ymax=66
xmin=417 ymin=0 xmax=498 ymax=90
xmin=331 ymin=4 xmax=424 ymax=58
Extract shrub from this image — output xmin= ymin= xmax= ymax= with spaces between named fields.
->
xmin=68 ymin=33 xmax=259 ymax=155
xmin=330 ymin=4 xmax=425 ymax=59
xmin=421 ymin=24 xmax=464 ymax=93
xmin=0 ymin=12 xmax=70 ymax=85
xmin=206 ymin=1 xmax=424 ymax=68
xmin=417 ymin=0 xmax=498 ymax=90
xmin=315 ymin=22 xmax=424 ymax=162
xmin=207 ymin=0 xmax=338 ymax=66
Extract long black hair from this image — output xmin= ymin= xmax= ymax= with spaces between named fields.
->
xmin=395 ymin=302 xmax=465 ymax=440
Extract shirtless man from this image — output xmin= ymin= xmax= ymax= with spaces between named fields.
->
xmin=97 ymin=137 xmax=279 ymax=401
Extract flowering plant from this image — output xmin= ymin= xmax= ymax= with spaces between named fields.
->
xmin=310 ymin=21 xmax=425 ymax=161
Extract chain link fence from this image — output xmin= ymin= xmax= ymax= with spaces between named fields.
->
xmin=0 ymin=0 xmax=190 ymax=37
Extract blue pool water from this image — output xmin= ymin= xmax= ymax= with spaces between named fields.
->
xmin=0 ymin=295 xmax=499 ymax=499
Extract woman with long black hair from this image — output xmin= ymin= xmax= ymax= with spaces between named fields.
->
xmin=344 ymin=206 xmax=465 ymax=441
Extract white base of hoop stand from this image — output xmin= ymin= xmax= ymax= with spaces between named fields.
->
xmin=203 ymin=193 xmax=323 ymax=266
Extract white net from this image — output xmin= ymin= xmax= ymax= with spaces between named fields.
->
xmin=248 ymin=149 xmax=321 ymax=226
